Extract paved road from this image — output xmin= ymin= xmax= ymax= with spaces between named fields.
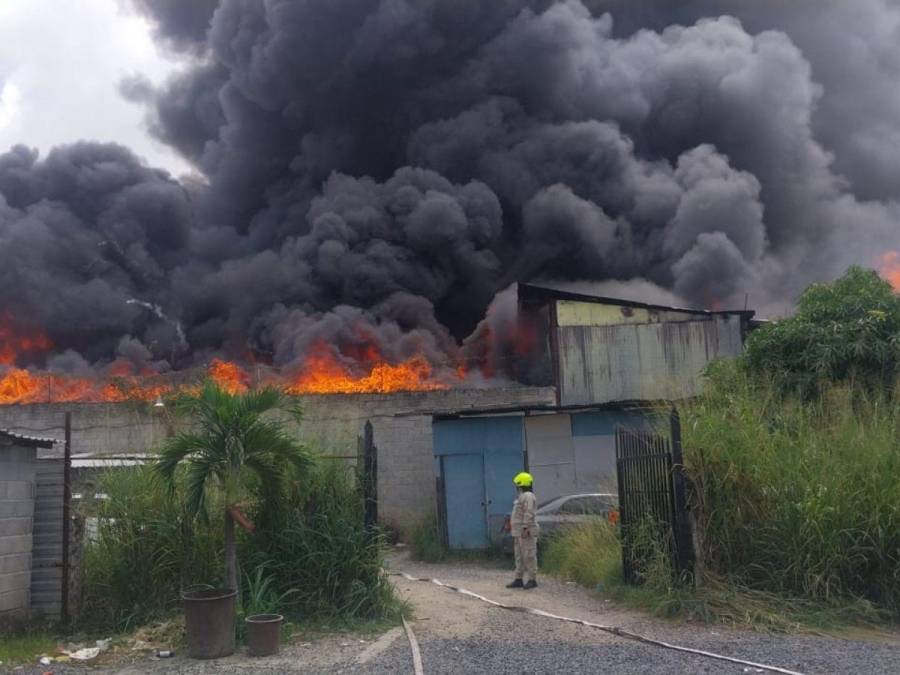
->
xmin=10 ymin=553 xmax=900 ymax=674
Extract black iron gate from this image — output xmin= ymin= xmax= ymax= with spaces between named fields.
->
xmin=615 ymin=408 xmax=693 ymax=584
xmin=359 ymin=421 xmax=378 ymax=540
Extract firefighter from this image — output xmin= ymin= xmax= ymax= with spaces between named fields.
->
xmin=506 ymin=471 xmax=539 ymax=589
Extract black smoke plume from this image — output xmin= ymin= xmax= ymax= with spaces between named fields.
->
xmin=1 ymin=0 xmax=898 ymax=375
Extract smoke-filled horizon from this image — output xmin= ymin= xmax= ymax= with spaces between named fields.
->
xmin=1 ymin=0 xmax=898 ymax=375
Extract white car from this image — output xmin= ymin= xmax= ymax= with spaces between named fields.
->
xmin=502 ymin=493 xmax=619 ymax=552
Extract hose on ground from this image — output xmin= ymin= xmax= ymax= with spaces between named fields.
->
xmin=402 ymin=615 xmax=425 ymax=675
xmin=393 ymin=572 xmax=805 ymax=675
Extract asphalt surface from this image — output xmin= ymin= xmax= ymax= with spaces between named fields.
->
xmin=7 ymin=553 xmax=900 ymax=674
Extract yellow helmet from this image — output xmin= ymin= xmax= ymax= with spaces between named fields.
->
xmin=513 ymin=472 xmax=533 ymax=488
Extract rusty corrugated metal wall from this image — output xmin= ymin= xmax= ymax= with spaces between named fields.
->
xmin=554 ymin=302 xmax=744 ymax=406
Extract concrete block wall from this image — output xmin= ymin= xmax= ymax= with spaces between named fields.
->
xmin=0 ymin=444 xmax=37 ymax=618
xmin=292 ymin=387 xmax=559 ymax=533
xmin=371 ymin=415 xmax=436 ymax=532
xmin=0 ymin=386 xmax=558 ymax=536
xmin=0 ymin=402 xmax=170 ymax=459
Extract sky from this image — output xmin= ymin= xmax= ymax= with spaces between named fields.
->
xmin=0 ymin=0 xmax=192 ymax=176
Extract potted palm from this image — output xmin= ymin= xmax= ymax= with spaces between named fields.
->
xmin=156 ymin=382 xmax=311 ymax=659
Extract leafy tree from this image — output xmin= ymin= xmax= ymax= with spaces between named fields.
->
xmin=744 ymin=267 xmax=900 ymax=395
xmin=156 ymin=382 xmax=312 ymax=592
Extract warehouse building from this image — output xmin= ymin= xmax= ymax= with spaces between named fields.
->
xmin=0 ymin=284 xmax=753 ymax=546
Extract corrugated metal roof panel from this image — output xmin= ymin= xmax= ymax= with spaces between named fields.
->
xmin=0 ymin=429 xmax=56 ymax=448
xmin=518 ymin=282 xmax=755 ymax=318
xmin=30 ymin=458 xmax=65 ymax=618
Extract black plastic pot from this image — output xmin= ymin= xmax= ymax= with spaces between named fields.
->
xmin=245 ymin=613 xmax=283 ymax=656
xmin=182 ymin=588 xmax=237 ymax=659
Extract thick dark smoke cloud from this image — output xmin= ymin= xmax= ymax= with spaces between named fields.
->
xmin=0 ymin=143 xmax=191 ymax=366
xmin=1 ymin=0 xmax=899 ymax=374
xmin=130 ymin=0 xmax=219 ymax=54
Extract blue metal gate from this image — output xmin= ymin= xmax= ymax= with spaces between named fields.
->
xmin=433 ymin=417 xmax=524 ymax=548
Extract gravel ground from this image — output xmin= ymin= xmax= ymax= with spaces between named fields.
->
xmin=6 ymin=552 xmax=900 ymax=674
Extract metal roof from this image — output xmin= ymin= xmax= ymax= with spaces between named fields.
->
xmin=433 ymin=399 xmax=670 ymax=421
xmin=518 ymin=282 xmax=756 ymax=318
xmin=0 ymin=428 xmax=56 ymax=448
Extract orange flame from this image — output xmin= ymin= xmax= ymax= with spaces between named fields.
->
xmin=0 ymin=368 xmax=45 ymax=404
xmin=208 ymin=358 xmax=250 ymax=394
xmin=0 ymin=337 xmax=456 ymax=404
xmin=285 ymin=341 xmax=447 ymax=394
xmin=0 ymin=314 xmax=52 ymax=366
xmin=878 ymin=251 xmax=900 ymax=292
xmin=0 ymin=367 xmax=173 ymax=405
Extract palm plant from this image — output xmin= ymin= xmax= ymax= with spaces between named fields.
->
xmin=156 ymin=382 xmax=312 ymax=592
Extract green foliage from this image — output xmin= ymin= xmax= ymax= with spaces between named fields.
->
xmin=245 ymin=460 xmax=402 ymax=622
xmin=546 ymin=358 xmax=899 ymax=629
xmin=744 ymin=267 xmax=900 ymax=395
xmin=235 ymin=563 xmax=298 ymax=642
xmin=0 ymin=630 xmax=58 ymax=666
xmin=82 ymin=415 xmax=400 ymax=632
xmin=80 ymin=465 xmax=222 ymax=630
xmin=543 ymin=519 xmax=886 ymax=631
xmin=410 ymin=513 xmax=447 ymax=562
xmin=684 ymin=362 xmax=900 ymax=615
xmin=241 ymin=563 xmax=297 ymax=617
xmin=156 ymin=382 xmax=312 ymax=521
xmin=542 ymin=521 xmax=622 ymax=589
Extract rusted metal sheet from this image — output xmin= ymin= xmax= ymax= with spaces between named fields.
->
xmin=557 ymin=316 xmax=744 ymax=406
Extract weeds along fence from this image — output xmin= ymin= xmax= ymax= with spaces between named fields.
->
xmin=681 ymin=363 xmax=900 ymax=615
xmin=544 ymin=366 xmax=900 ymax=627
xmin=615 ymin=409 xmax=693 ymax=586
xmin=79 ymin=454 xmax=398 ymax=632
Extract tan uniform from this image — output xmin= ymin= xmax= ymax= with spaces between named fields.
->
xmin=510 ymin=490 xmax=538 ymax=581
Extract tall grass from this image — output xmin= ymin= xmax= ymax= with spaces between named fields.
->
xmin=80 ymin=458 xmax=401 ymax=632
xmin=245 ymin=460 xmax=402 ymax=623
xmin=80 ymin=465 xmax=222 ymax=630
xmin=542 ymin=520 xmax=622 ymax=589
xmin=410 ymin=512 xmax=446 ymax=562
xmin=685 ymin=363 xmax=900 ymax=614
xmin=545 ymin=363 xmax=899 ymax=628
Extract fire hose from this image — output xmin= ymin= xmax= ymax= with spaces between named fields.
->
xmin=392 ymin=572 xmax=805 ymax=675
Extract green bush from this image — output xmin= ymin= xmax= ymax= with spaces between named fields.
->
xmin=81 ymin=458 xmax=401 ymax=632
xmin=684 ymin=362 xmax=900 ymax=615
xmin=542 ymin=521 xmax=622 ymax=590
xmin=410 ymin=513 xmax=446 ymax=562
xmin=545 ymin=363 xmax=899 ymax=628
xmin=744 ymin=267 xmax=900 ymax=395
xmin=80 ymin=465 xmax=222 ymax=630
xmin=246 ymin=460 xmax=401 ymax=622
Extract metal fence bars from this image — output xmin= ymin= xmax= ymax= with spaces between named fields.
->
xmin=358 ymin=421 xmax=378 ymax=540
xmin=614 ymin=409 xmax=693 ymax=585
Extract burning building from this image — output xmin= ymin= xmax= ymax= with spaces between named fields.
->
xmin=0 ymin=283 xmax=753 ymax=542
xmin=2 ymin=1 xmax=899 ymax=540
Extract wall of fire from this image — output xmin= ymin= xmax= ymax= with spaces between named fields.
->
xmin=0 ymin=289 xmax=754 ymax=544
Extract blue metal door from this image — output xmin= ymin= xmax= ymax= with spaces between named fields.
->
xmin=434 ymin=417 xmax=525 ymax=547
xmin=442 ymin=454 xmax=488 ymax=549
xmin=482 ymin=417 xmax=525 ymax=538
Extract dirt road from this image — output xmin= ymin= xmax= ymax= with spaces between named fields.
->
xmin=13 ymin=552 xmax=900 ymax=674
